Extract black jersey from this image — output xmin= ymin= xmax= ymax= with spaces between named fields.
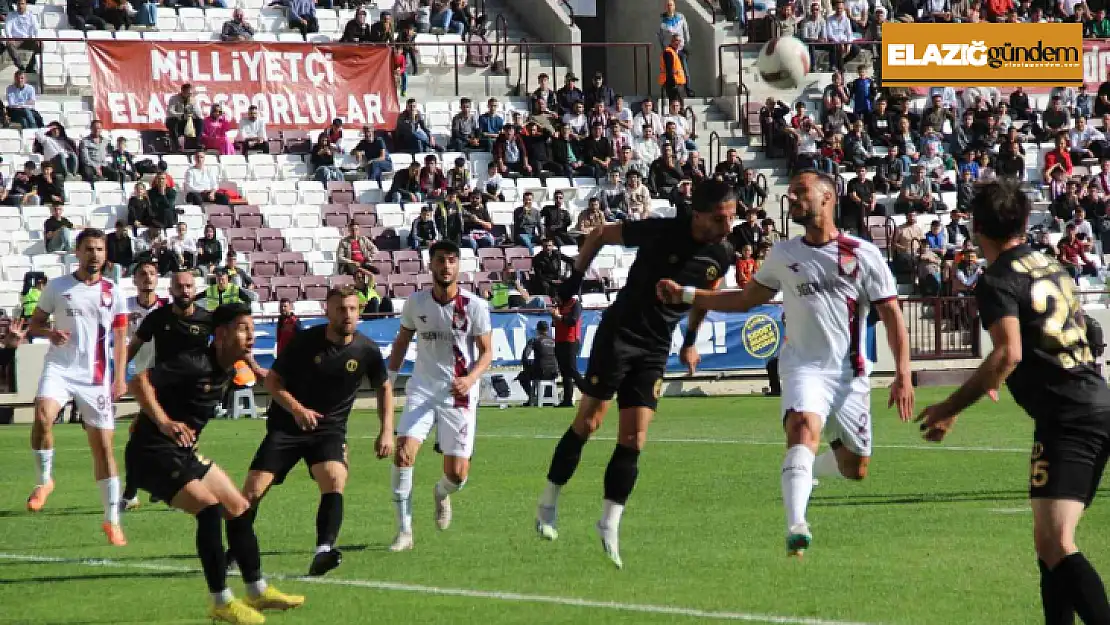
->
xmin=131 ymin=346 xmax=234 ymax=447
xmin=603 ymin=216 xmax=733 ymax=347
xmin=266 ymin=326 xmax=388 ymax=436
xmin=976 ymin=244 xmax=1110 ymax=422
xmin=135 ymin=305 xmax=213 ymax=363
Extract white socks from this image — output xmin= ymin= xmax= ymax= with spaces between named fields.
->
xmin=813 ymin=450 xmax=844 ymax=479
xmin=781 ymin=445 xmax=816 ymax=531
xmin=434 ymin=476 xmax=464 ymax=500
xmin=98 ymin=477 xmax=120 ymax=524
xmin=245 ymin=580 xmax=267 ymax=598
xmin=600 ymin=499 xmax=624 ymax=531
xmin=34 ymin=449 xmax=53 ymax=486
xmin=315 ymin=545 xmax=331 ymax=555
xmin=391 ymin=465 xmax=413 ymax=533
xmin=211 ymin=589 xmax=234 ymax=606
xmin=539 ymin=481 xmax=561 ymax=508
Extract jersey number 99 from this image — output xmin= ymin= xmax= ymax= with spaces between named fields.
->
xmin=1031 ymin=276 xmax=1093 ymax=369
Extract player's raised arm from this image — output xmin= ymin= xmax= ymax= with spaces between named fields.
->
xmin=557 ymin=223 xmax=625 ymax=300
xmin=656 ymin=279 xmax=778 ymax=313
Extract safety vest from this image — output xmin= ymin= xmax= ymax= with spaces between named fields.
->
xmin=659 ymin=46 xmax=686 ymax=86
xmin=204 ymin=284 xmax=243 ymax=311
xmin=489 ymin=282 xmax=511 ymax=309
xmin=21 ymin=287 xmax=40 ymax=318
xmin=232 ymin=359 xmax=256 ymax=387
xmin=356 ymin=284 xmax=381 ymax=308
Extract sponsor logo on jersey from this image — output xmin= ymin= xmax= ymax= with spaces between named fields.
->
xmin=787 ymin=263 xmax=801 ymax=273
xmin=705 ymin=265 xmax=719 ymax=281
xmin=795 ymin=279 xmax=840 ymax=298
xmin=346 ymin=359 xmax=358 ymax=372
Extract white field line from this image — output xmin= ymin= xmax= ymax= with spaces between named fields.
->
xmin=43 ymin=433 xmax=1029 ymax=454
xmin=0 ymin=552 xmax=879 ymax=625
xmin=382 ymin=433 xmax=1031 ymax=454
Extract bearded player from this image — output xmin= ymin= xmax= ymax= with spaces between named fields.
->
xmin=658 ymin=171 xmax=914 ymax=557
xmin=236 ymin=286 xmax=394 ymax=576
xmin=386 ymin=240 xmax=493 ymax=552
xmin=26 ymin=229 xmax=130 ymax=546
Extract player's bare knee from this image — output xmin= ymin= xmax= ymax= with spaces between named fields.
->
xmin=618 ymin=430 xmax=648 ymax=450
xmin=221 ymin=491 xmax=251 ymax=519
xmin=394 ymin=442 xmax=417 ymax=468
xmin=841 ymin=459 xmax=868 ymax=481
xmin=783 ymin=413 xmax=819 ymax=448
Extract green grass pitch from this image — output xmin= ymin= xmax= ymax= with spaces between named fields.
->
xmin=0 ymin=388 xmax=1105 ymax=625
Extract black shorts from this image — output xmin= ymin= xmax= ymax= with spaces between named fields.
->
xmin=248 ymin=429 xmax=348 ymax=485
xmin=124 ymin=438 xmax=213 ymax=504
xmin=1030 ymin=415 xmax=1110 ymax=506
xmin=580 ymin=322 xmax=668 ymax=410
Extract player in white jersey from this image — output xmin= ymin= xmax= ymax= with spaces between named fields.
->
xmin=119 ymin=260 xmax=166 ymax=511
xmin=26 ymin=229 xmax=130 ymax=547
xmin=386 ymin=241 xmax=493 ymax=552
xmin=658 ymin=171 xmax=915 ymax=557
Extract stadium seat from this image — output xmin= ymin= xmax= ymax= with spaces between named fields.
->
xmin=256 ymin=228 xmax=286 ymax=253
xmin=270 ymin=276 xmax=302 ymax=301
xmin=250 ymin=252 xmax=280 ymax=277
xmin=278 ymin=252 xmax=307 ymax=277
xmin=301 ymin=275 xmax=328 ymax=300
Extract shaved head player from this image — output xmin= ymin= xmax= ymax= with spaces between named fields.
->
xmin=659 ymin=170 xmax=914 ymax=557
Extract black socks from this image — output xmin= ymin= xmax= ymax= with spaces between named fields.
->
xmin=195 ymin=505 xmax=227 ymax=594
xmin=602 ymin=444 xmax=640 ymax=505
xmin=316 ymin=492 xmax=344 ymax=549
xmin=547 ymin=426 xmax=588 ymax=486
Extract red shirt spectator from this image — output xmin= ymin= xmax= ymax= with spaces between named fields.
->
xmin=553 ymin=296 xmax=582 ymax=343
xmin=350 ymin=238 xmax=366 ymax=264
xmin=276 ymin=301 xmax=302 ymax=355
xmin=1044 ymin=136 xmax=1073 ymax=181
xmin=985 ymin=0 xmax=1012 ymax=19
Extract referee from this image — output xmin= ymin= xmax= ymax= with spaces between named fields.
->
xmin=534 ymin=179 xmax=736 ymax=569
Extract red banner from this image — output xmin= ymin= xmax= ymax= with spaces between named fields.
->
xmin=88 ymin=41 xmax=399 ymax=131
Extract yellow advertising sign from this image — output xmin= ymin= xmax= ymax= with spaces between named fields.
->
xmin=880 ymin=23 xmax=1083 ymax=87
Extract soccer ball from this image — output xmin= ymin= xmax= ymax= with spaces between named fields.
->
xmin=755 ymin=37 xmax=811 ymax=89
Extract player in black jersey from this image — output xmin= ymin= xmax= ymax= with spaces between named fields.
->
xmin=918 ymin=181 xmax=1110 ymax=625
xmin=130 ymin=269 xmax=214 ymax=363
xmin=534 ymin=179 xmax=736 ymax=569
xmin=122 ymin=269 xmax=214 ymax=507
xmin=238 ymin=286 xmax=394 ymax=577
xmin=126 ymin=304 xmax=304 ymax=625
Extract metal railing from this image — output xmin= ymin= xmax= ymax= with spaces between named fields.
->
xmin=518 ymin=42 xmax=654 ymax=100
xmin=515 ymin=36 xmax=530 ymax=96
xmin=707 ymin=130 xmax=721 ymax=167
xmin=557 ymin=0 xmax=576 ymax=22
xmin=900 ymin=297 xmax=982 ymax=360
xmin=683 ymin=104 xmax=698 ymax=141
xmin=697 ymin=0 xmax=719 ymax=23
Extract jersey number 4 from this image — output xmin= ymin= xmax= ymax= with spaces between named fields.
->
xmin=1031 ymin=276 xmax=1093 ymax=369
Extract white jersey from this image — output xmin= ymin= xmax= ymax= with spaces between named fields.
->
xmin=400 ymin=288 xmax=492 ymax=402
xmin=37 ymin=273 xmax=128 ymax=386
xmin=753 ymin=234 xmax=897 ymax=377
xmin=126 ymin=294 xmax=167 ymax=374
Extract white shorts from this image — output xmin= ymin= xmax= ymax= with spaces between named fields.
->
xmin=36 ymin=371 xmax=115 ymax=430
xmin=781 ymin=372 xmax=872 ymax=456
xmin=397 ymin=392 xmax=477 ymax=459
